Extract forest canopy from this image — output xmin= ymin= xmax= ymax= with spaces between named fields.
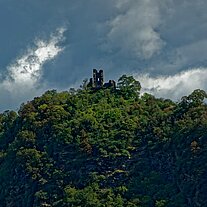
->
xmin=0 ymin=75 xmax=207 ymax=207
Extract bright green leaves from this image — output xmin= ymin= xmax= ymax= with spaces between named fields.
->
xmin=117 ymin=75 xmax=141 ymax=99
xmin=0 ymin=74 xmax=207 ymax=206
xmin=64 ymin=184 xmax=125 ymax=207
xmin=187 ymin=89 xmax=207 ymax=105
xmin=16 ymin=148 xmax=46 ymax=180
xmin=180 ymin=89 xmax=207 ymax=109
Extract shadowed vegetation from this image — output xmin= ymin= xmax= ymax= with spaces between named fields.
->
xmin=0 ymin=75 xmax=207 ymax=207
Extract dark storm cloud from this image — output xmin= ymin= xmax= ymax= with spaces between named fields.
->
xmin=0 ymin=0 xmax=64 ymax=67
xmin=1 ymin=0 xmax=207 ymax=111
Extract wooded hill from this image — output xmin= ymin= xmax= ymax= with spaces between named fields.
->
xmin=0 ymin=75 xmax=207 ymax=207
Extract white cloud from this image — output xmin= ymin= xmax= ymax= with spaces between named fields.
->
xmin=0 ymin=27 xmax=66 ymax=111
xmin=103 ymin=0 xmax=167 ymax=59
xmin=135 ymin=68 xmax=207 ymax=100
xmin=2 ymin=0 xmax=207 ymax=110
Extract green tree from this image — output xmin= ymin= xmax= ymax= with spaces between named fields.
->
xmin=117 ymin=75 xmax=141 ymax=99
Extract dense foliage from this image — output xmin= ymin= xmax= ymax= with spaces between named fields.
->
xmin=0 ymin=75 xmax=207 ymax=207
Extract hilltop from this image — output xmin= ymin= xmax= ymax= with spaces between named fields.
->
xmin=0 ymin=75 xmax=207 ymax=207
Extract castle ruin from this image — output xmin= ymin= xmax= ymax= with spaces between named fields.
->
xmin=88 ymin=69 xmax=116 ymax=89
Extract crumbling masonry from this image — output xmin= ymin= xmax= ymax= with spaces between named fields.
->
xmin=88 ymin=69 xmax=116 ymax=89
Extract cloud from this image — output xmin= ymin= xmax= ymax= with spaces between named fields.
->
xmin=1 ymin=1 xmax=207 ymax=111
xmin=151 ymin=0 xmax=207 ymax=74
xmin=135 ymin=68 xmax=207 ymax=101
xmin=102 ymin=0 xmax=167 ymax=59
xmin=0 ymin=27 xmax=66 ymax=111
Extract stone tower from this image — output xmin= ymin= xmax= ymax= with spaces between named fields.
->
xmin=88 ymin=69 xmax=116 ymax=89
xmin=93 ymin=69 xmax=104 ymax=88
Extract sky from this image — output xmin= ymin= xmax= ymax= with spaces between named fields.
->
xmin=0 ymin=0 xmax=207 ymax=111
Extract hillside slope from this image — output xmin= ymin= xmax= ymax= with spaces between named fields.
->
xmin=0 ymin=75 xmax=207 ymax=207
